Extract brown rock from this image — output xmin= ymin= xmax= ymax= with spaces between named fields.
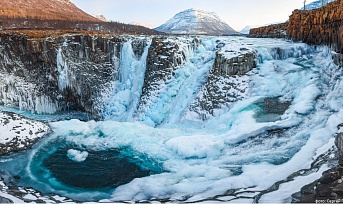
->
xmin=333 ymin=183 xmax=343 ymax=196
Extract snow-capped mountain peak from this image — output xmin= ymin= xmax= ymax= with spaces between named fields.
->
xmin=240 ymin=26 xmax=251 ymax=35
xmin=155 ymin=8 xmax=238 ymax=35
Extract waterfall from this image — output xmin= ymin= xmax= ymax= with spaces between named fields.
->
xmin=57 ymin=46 xmax=70 ymax=91
xmin=103 ymin=39 xmax=152 ymax=121
xmin=2 ymin=37 xmax=343 ymax=203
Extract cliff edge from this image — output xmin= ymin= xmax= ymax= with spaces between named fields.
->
xmin=249 ymin=0 xmax=343 ymax=53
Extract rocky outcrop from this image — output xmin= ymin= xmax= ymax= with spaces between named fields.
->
xmin=287 ymin=1 xmax=343 ymax=52
xmin=0 ymin=32 xmax=148 ymax=117
xmin=249 ymin=0 xmax=343 ymax=53
xmin=0 ymin=172 xmax=73 ymax=203
xmin=248 ymin=23 xmax=288 ymax=38
xmin=292 ymin=129 xmax=343 ymax=202
xmin=187 ymin=43 xmax=257 ymax=119
xmin=0 ymin=111 xmax=50 ymax=155
xmin=136 ymin=36 xmax=201 ymax=119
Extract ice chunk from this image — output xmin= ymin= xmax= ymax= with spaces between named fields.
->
xmin=67 ymin=149 xmax=89 ymax=162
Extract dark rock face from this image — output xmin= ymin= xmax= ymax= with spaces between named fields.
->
xmin=213 ymin=51 xmax=256 ymax=76
xmin=0 ymin=33 xmax=149 ymax=117
xmin=55 ymin=35 xmax=122 ymax=116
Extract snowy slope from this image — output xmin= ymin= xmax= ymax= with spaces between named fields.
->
xmin=93 ymin=14 xmax=108 ymax=22
xmin=155 ymin=8 xmax=238 ymax=35
xmin=301 ymin=0 xmax=336 ymax=10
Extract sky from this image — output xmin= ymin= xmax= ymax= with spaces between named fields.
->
xmin=69 ymin=0 xmax=317 ymax=31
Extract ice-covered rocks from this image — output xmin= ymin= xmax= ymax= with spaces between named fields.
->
xmin=0 ymin=111 xmax=50 ymax=155
xmin=186 ymin=41 xmax=257 ymax=120
xmin=0 ymin=33 xmax=149 ymax=118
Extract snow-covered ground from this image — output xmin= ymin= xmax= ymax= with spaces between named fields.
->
xmin=0 ymin=111 xmax=50 ymax=155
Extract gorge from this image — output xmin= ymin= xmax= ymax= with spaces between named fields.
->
xmin=2 ymin=0 xmax=343 ymax=203
xmin=0 ymin=32 xmax=341 ymax=202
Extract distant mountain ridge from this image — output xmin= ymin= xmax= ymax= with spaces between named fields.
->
xmin=155 ymin=8 xmax=238 ymax=35
xmin=0 ymin=0 xmax=100 ymax=22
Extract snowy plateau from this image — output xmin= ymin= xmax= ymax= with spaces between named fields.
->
xmin=155 ymin=8 xmax=239 ymax=35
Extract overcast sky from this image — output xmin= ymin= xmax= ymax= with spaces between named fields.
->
xmin=70 ymin=0 xmax=316 ymax=31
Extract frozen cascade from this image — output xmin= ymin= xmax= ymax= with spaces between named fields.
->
xmin=57 ymin=46 xmax=70 ymax=91
xmin=1 ymin=37 xmax=343 ymax=203
xmin=102 ymin=39 xmax=152 ymax=121
xmin=136 ymin=38 xmax=217 ymax=126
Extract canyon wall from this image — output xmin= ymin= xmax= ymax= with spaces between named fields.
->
xmin=0 ymin=33 xmax=146 ymax=117
xmin=249 ymin=0 xmax=343 ymax=53
xmin=0 ymin=34 xmax=257 ymax=120
xmin=248 ymin=23 xmax=288 ymax=38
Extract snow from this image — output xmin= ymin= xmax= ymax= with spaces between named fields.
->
xmin=67 ymin=149 xmax=89 ymax=162
xmin=260 ymin=164 xmax=330 ymax=203
xmin=93 ymin=14 xmax=108 ymax=22
xmin=0 ymin=111 xmax=49 ymax=151
xmin=23 ymin=194 xmax=37 ymax=200
xmin=155 ymin=8 xmax=237 ymax=35
xmin=219 ymin=42 xmax=254 ymax=59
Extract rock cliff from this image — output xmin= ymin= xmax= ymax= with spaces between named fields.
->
xmin=249 ymin=0 xmax=343 ymax=53
xmin=187 ymin=42 xmax=256 ymax=119
xmin=248 ymin=23 xmax=288 ymax=38
xmin=0 ymin=32 xmax=148 ymax=117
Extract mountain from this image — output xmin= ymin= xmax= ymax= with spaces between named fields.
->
xmin=155 ymin=8 xmax=238 ymax=35
xmin=0 ymin=0 xmax=100 ymax=22
xmin=240 ymin=26 xmax=251 ymax=35
xmin=93 ymin=14 xmax=109 ymax=22
xmin=130 ymin=22 xmax=154 ymax=29
xmin=301 ymin=0 xmax=335 ymax=10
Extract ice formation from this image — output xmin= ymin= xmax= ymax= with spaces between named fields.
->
xmin=0 ymin=37 xmax=342 ymax=203
xmin=67 ymin=149 xmax=89 ymax=162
